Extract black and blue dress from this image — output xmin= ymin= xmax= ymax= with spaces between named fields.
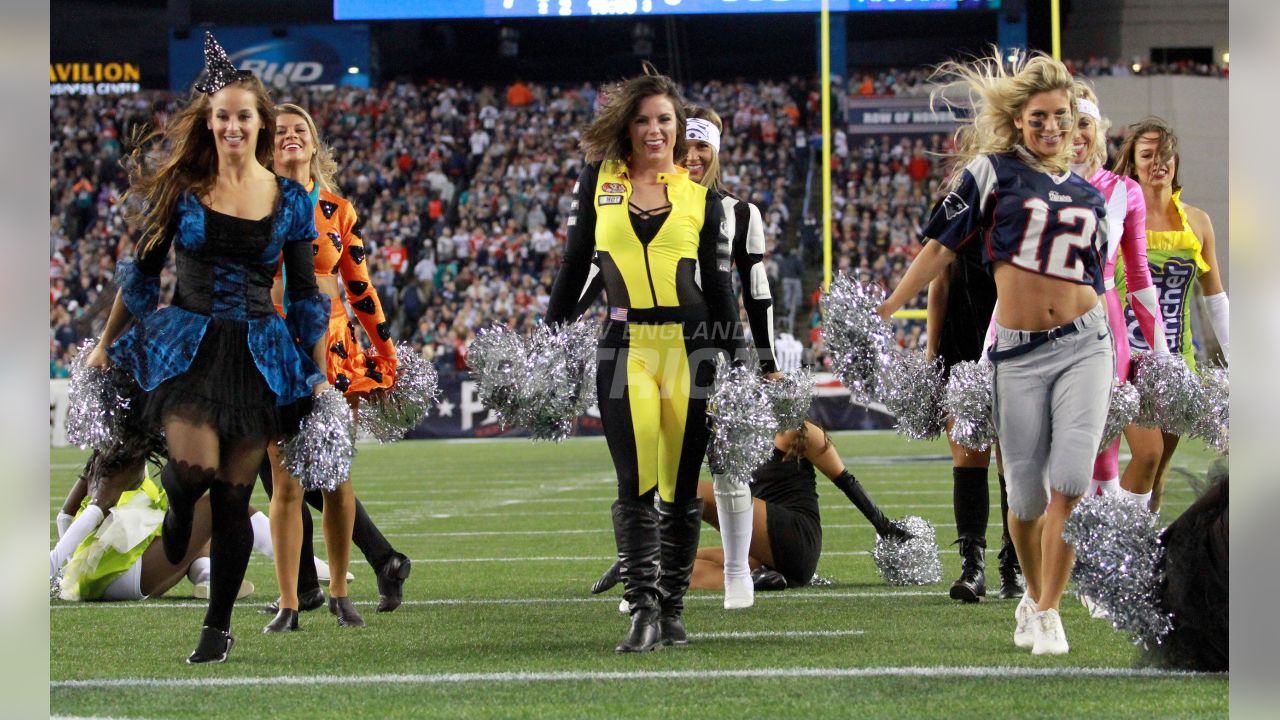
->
xmin=109 ymin=175 xmax=329 ymax=439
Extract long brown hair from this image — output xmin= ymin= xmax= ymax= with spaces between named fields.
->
xmin=580 ymin=64 xmax=687 ymax=164
xmin=1113 ymin=116 xmax=1182 ymax=192
xmin=122 ymin=75 xmax=277 ymax=255
xmin=272 ymin=103 xmax=339 ymax=192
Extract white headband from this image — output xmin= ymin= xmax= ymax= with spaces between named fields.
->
xmin=1076 ymin=98 xmax=1101 ymax=121
xmin=685 ymin=118 xmax=721 ymax=153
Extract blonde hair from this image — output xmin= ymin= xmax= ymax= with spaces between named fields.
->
xmin=685 ymin=105 xmax=723 ymax=194
xmin=580 ymin=63 xmax=687 ymax=164
xmin=1071 ymin=80 xmax=1112 ymax=177
xmin=122 ymin=75 xmax=276 ymax=256
xmin=929 ymin=47 xmax=1076 ymax=185
xmin=272 ymin=103 xmax=339 ymax=192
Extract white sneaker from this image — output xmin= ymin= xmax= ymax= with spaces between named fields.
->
xmin=724 ymin=572 xmax=755 ymax=610
xmin=192 ymin=580 xmax=255 ymax=600
xmin=1013 ymin=593 xmax=1037 ymax=649
xmin=315 ymin=558 xmax=355 ymax=583
xmin=1031 ymin=608 xmax=1070 ymax=656
xmin=1080 ymin=592 xmax=1109 ymax=619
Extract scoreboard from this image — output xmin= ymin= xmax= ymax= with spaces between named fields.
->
xmin=334 ymin=1 xmax=1000 ymax=21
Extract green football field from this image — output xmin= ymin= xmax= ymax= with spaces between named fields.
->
xmin=49 ymin=431 xmax=1228 ymax=719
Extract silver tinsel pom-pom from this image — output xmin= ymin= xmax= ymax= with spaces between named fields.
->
xmin=467 ymin=320 xmax=599 ymax=442
xmin=944 ymin=360 xmax=996 ymax=452
xmin=707 ymin=356 xmax=777 ymax=485
xmin=1098 ymin=382 xmax=1141 ymax=452
xmin=1063 ymin=495 xmax=1173 ymax=648
xmin=1190 ymin=366 xmax=1229 ymax=454
xmin=764 ymin=369 xmax=815 ymax=433
xmin=282 ymin=388 xmax=355 ymax=492
xmin=357 ymin=344 xmax=440 ymax=443
xmin=880 ymin=350 xmax=945 ymax=441
xmin=467 ymin=325 xmax=527 ymax=428
xmin=872 ymin=515 xmax=943 ymax=586
xmin=820 ymin=274 xmax=893 ymax=403
xmin=65 ymin=339 xmax=133 ymax=452
xmin=1132 ymin=351 xmax=1201 ymax=436
xmin=515 ymin=320 xmax=598 ymax=442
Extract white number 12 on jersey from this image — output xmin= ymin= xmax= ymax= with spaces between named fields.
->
xmin=1011 ymin=198 xmax=1098 ymax=282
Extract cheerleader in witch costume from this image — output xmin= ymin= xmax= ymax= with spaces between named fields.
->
xmin=878 ymin=50 xmax=1112 ymax=656
xmin=260 ymin=103 xmax=403 ymax=633
xmin=1069 ymin=83 xmax=1169 ymax=505
xmin=1111 ymin=117 xmax=1229 ymax=511
xmin=85 ymin=33 xmax=330 ymax=663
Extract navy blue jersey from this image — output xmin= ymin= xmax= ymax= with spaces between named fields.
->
xmin=923 ymin=151 xmax=1109 ymax=294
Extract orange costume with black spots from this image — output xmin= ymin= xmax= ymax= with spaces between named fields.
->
xmin=279 ymin=186 xmax=397 ymax=396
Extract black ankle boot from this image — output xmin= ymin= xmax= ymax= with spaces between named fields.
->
xmin=187 ymin=625 xmax=234 ymax=664
xmin=591 ymin=560 xmax=622 ymax=595
xmin=160 ymin=462 xmax=212 ymax=565
xmin=376 ymin=552 xmax=412 ymax=613
xmin=657 ymin=498 xmax=703 ymax=647
xmin=611 ymin=500 xmax=663 ymax=654
xmin=751 ymin=566 xmax=789 ymax=591
xmin=330 ymin=596 xmax=366 ymax=628
xmin=949 ymin=536 xmax=987 ymax=603
xmin=262 ymin=608 xmax=299 ymax=634
xmin=996 ymin=537 xmax=1023 ymax=599
xmin=261 ymin=587 xmax=326 ymax=615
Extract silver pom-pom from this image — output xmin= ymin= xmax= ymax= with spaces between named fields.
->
xmin=880 ymin=350 xmax=945 ymax=440
xmin=1190 ymin=366 xmax=1229 ymax=454
xmin=820 ymin=274 xmax=893 ymax=403
xmin=944 ymin=360 xmax=996 ymax=452
xmin=1132 ymin=351 xmax=1201 ymax=436
xmin=707 ymin=356 xmax=777 ymax=485
xmin=1098 ymin=382 xmax=1141 ymax=452
xmin=65 ymin=339 xmax=134 ymax=451
xmin=468 ymin=320 xmax=599 ymax=442
xmin=357 ymin=344 xmax=440 ymax=443
xmin=764 ymin=369 xmax=815 ymax=433
xmin=1063 ymin=495 xmax=1173 ymax=648
xmin=282 ymin=388 xmax=355 ymax=492
xmin=871 ymin=515 xmax=943 ymax=586
xmin=468 ymin=325 xmax=527 ymax=428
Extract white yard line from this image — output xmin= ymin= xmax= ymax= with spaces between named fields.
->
xmin=51 ymin=665 xmax=1214 ymax=689
xmin=50 ymin=589 xmax=947 ymax=611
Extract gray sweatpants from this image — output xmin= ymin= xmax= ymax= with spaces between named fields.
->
xmin=992 ymin=303 xmax=1113 ymax=520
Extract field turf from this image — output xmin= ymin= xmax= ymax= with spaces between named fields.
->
xmin=49 ymin=431 xmax=1228 ymax=719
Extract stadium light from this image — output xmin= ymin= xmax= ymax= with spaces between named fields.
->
xmin=1222 ymin=51 xmax=1229 ymax=64
xmin=348 ymin=66 xmax=360 ymax=75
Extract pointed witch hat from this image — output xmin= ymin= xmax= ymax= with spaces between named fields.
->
xmin=192 ymin=31 xmax=254 ymax=94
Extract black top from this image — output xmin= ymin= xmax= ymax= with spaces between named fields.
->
xmin=751 ymin=448 xmax=821 ymax=523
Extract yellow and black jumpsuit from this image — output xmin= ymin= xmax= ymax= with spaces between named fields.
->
xmin=546 ymin=159 xmax=742 ymax=651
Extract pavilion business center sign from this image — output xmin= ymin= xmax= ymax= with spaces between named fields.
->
xmin=50 ymin=62 xmax=142 ymax=95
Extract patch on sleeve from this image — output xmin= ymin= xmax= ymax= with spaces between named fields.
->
xmin=941 ymin=192 xmax=970 ymax=220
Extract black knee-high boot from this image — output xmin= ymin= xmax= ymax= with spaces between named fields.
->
xmin=189 ymin=480 xmax=253 ymax=663
xmin=951 ymin=466 xmax=989 ymax=603
xmin=612 ymin=499 xmax=663 ymax=653
xmin=160 ymin=460 xmax=216 ymax=565
xmin=995 ymin=473 xmax=1023 ymax=599
xmin=657 ymin=497 xmax=703 ymax=647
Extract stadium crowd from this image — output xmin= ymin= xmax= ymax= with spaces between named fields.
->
xmin=49 ymin=64 xmax=1225 ymax=377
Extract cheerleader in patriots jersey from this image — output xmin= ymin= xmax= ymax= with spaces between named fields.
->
xmin=878 ymin=51 xmax=1111 ymax=656
xmin=1112 ymin=117 xmax=1228 ymax=512
xmin=1069 ymin=82 xmax=1169 ymax=505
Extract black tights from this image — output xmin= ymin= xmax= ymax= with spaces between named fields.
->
xmin=164 ymin=418 xmax=263 ymax=633
xmin=258 ymin=459 xmax=395 ymax=593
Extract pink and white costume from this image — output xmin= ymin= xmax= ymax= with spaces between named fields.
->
xmin=1088 ymin=168 xmax=1167 ymax=490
